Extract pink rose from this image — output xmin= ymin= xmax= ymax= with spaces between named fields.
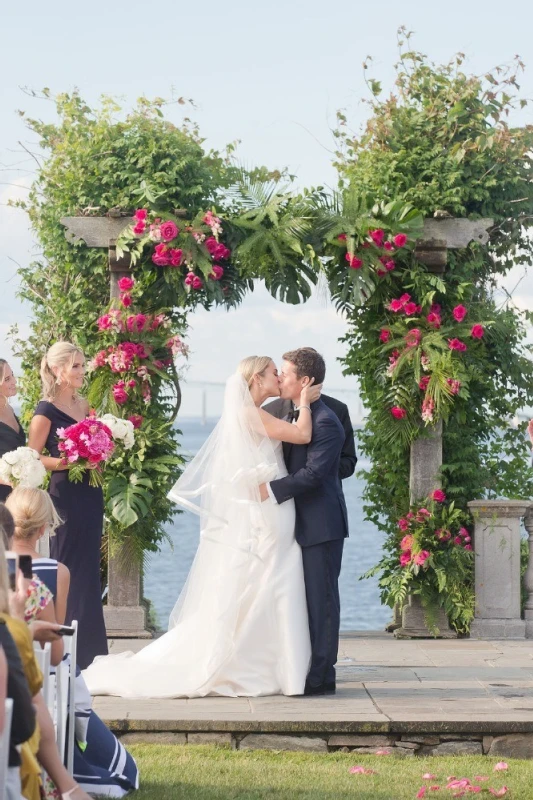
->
xmin=112 ymin=384 xmax=128 ymax=404
xmin=152 ymin=243 xmax=170 ymax=266
xmin=398 ymin=518 xmax=410 ymax=532
xmin=426 ymin=312 xmax=441 ymax=329
xmin=393 ymin=233 xmax=407 ymax=248
xmin=399 ymin=551 xmax=412 ymax=567
xmin=454 ymin=536 xmax=463 ymax=545
xmin=419 ymin=376 xmax=430 ymax=391
xmin=120 ymin=293 xmax=132 ymax=308
xmin=118 ymin=276 xmax=135 ymax=292
xmin=383 ymin=241 xmax=394 ymax=252
xmin=169 ymin=248 xmax=183 ymax=267
xmin=128 ymin=414 xmax=143 ymax=429
xmin=379 ymin=328 xmax=391 ymax=343
xmin=385 ymin=260 xmax=395 ymax=272
xmin=430 ymin=303 xmax=441 ymax=314
xmin=452 ymin=304 xmax=467 ymax=322
xmin=376 ymin=268 xmax=386 ymax=277
xmin=133 ymin=221 xmax=146 ymax=235
xmin=465 ymin=544 xmax=473 ymax=551
xmin=160 ymin=220 xmax=179 ymax=241
xmin=133 ymin=209 xmax=148 ymax=222
xmin=97 ymin=314 xmax=112 ymax=330
xmin=388 ymin=299 xmax=404 ymax=312
xmin=448 ymin=338 xmax=467 ymax=351
xmin=471 ymin=324 xmax=484 ymax=339
xmin=184 ymin=272 xmax=195 ymax=286
xmin=391 ymin=406 xmax=407 ymax=420
xmin=369 ymin=228 xmax=385 ymax=246
xmin=192 ymin=276 xmax=203 ymax=290
xmin=405 ymin=328 xmax=421 ymax=347
xmin=210 ymin=265 xmax=224 ymax=281
xmin=337 ymin=233 xmax=347 ymax=241
xmin=404 ymin=302 xmax=418 ymax=316
xmin=431 ymin=489 xmax=446 ymax=502
xmin=400 ymin=534 xmax=414 ymax=551
xmin=126 ymin=314 xmax=148 ymax=333
xmin=458 ymin=527 xmax=469 ymax=538
xmin=413 ymin=550 xmax=430 ymax=566
xmin=399 ymin=293 xmax=411 ymax=303
xmin=345 ymin=253 xmax=363 ymax=269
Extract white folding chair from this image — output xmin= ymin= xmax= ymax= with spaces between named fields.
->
xmin=33 ymin=642 xmax=52 ymax=709
xmin=0 ymin=698 xmax=13 ymax=800
xmin=55 ymin=620 xmax=78 ymax=773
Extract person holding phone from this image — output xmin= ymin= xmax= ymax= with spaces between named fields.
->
xmin=0 ymin=359 xmax=25 ymax=503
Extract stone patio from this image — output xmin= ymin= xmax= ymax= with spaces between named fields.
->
xmin=93 ymin=632 xmax=533 ymax=757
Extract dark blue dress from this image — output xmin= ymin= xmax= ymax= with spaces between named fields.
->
xmin=34 ymin=401 xmax=108 ymax=669
xmin=32 ymin=557 xmax=139 ymax=796
xmin=0 ymin=416 xmax=26 ymax=502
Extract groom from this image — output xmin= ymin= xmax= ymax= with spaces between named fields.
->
xmin=259 ymin=348 xmax=349 ymax=695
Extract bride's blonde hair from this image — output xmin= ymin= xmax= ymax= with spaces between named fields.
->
xmin=6 ymin=486 xmax=62 ymax=541
xmin=41 ymin=342 xmax=84 ymax=400
xmin=238 ymin=356 xmax=272 ymax=388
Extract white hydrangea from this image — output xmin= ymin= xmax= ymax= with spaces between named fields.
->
xmin=98 ymin=414 xmax=135 ymax=450
xmin=0 ymin=447 xmax=47 ymax=488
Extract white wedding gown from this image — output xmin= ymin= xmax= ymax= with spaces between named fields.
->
xmin=83 ymin=438 xmax=311 ymax=698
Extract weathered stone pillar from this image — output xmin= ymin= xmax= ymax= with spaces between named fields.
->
xmin=468 ymin=500 xmax=530 ymax=639
xmin=521 ymin=505 xmax=533 ymax=639
xmin=409 ymin=420 xmax=443 ymax=503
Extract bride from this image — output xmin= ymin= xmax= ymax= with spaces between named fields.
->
xmin=83 ymin=356 xmax=319 ymax=698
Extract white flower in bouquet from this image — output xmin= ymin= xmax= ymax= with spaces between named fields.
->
xmin=0 ymin=447 xmax=46 ymax=488
xmin=97 ymin=414 xmax=135 ymax=450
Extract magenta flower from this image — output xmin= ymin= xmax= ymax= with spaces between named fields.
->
xmin=391 ymin=406 xmax=407 ymax=420
xmin=404 ymin=302 xmax=418 ymax=316
xmin=405 ymin=328 xmax=421 ymax=347
xmin=431 ymin=489 xmax=446 ymax=502
xmin=448 ymin=338 xmax=467 ymax=351
xmin=398 ymin=518 xmax=410 ymax=531
xmin=399 ymin=551 xmax=412 ymax=567
xmin=133 ymin=209 xmax=148 ymax=222
xmin=447 ymin=378 xmax=461 ymax=394
xmin=426 ymin=312 xmax=441 ymax=329
xmin=192 ymin=276 xmax=203 ymax=290
xmin=169 ymin=248 xmax=183 ymax=267
xmin=210 ymin=265 xmax=224 ymax=280
xmin=118 ymin=276 xmax=135 ymax=292
xmin=393 ymin=233 xmax=407 ymax=248
xmin=337 ymin=233 xmax=347 ymax=241
xmin=369 ymin=228 xmax=385 ymax=246
xmin=452 ymin=304 xmax=468 ymax=322
xmin=379 ymin=328 xmax=391 ymax=343
xmin=383 ymin=241 xmax=394 ymax=252
xmin=128 ymin=414 xmax=143 ymax=429
xmin=385 ymin=259 xmax=395 ymax=272
xmin=471 ymin=324 xmax=485 ymax=339
xmin=112 ymin=383 xmax=128 ymax=405
xmin=120 ymin=293 xmax=132 ymax=308
xmin=419 ymin=376 xmax=430 ymax=391
xmin=388 ymin=299 xmax=404 ymax=312
xmin=345 ymin=253 xmax=363 ymax=269
xmin=400 ymin=534 xmax=414 ymax=550
xmin=133 ymin=221 xmax=146 ymax=235
xmin=184 ymin=272 xmax=195 ymax=286
xmin=160 ymin=220 xmax=179 ymax=241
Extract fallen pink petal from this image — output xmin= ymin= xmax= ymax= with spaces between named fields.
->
xmin=423 ymin=774 xmax=437 ymax=780
xmin=416 ymin=788 xmax=427 ymax=799
xmin=488 ymin=789 xmax=509 ymax=797
xmin=429 ymin=787 xmax=441 ymax=792
xmin=467 ymin=788 xmax=482 ymax=794
xmin=375 ymin=749 xmax=391 ymax=755
xmin=474 ymin=777 xmax=489 ymax=781
xmin=349 ymin=766 xmax=376 ymax=775
xmin=493 ymin=762 xmax=508 ymax=772
xmin=447 ymin=779 xmax=471 ymax=790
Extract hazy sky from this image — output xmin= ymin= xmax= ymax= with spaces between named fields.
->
xmin=1 ymin=0 xmax=532 ymax=417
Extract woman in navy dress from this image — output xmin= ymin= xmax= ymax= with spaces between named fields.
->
xmin=29 ymin=342 xmax=108 ymax=669
xmin=0 ymin=359 xmax=26 ymax=502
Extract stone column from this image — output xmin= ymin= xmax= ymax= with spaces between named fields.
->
xmin=102 ymin=241 xmax=150 ymax=639
xmin=522 ymin=505 xmax=533 ymax=639
xmin=468 ymin=500 xmax=530 ymax=639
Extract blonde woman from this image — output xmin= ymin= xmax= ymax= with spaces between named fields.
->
xmin=85 ymin=356 xmax=319 ymax=699
xmin=28 ymin=343 xmax=107 ymax=669
xmin=0 ymin=359 xmax=26 ymax=502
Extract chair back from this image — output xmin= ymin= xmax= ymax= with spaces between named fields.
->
xmin=0 ymin=698 xmax=13 ymax=800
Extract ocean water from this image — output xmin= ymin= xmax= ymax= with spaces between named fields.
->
xmin=143 ymin=418 xmax=392 ymax=632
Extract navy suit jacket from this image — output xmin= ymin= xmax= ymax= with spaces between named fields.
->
xmin=269 ymin=399 xmax=349 ymax=548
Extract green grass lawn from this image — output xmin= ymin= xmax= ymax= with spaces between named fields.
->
xmin=127 ymin=744 xmax=525 ymax=799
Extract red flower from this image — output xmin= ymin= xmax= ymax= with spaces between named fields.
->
xmin=133 ymin=209 xmax=148 ymax=222
xmin=152 ymin=243 xmax=170 ymax=267
xmin=471 ymin=324 xmax=484 ymax=339
xmin=160 ymin=220 xmax=179 ymax=241
xmin=345 ymin=253 xmax=363 ymax=269
xmin=185 ymin=272 xmax=195 ymax=286
xmin=393 ymin=233 xmax=407 ymax=248
xmin=419 ymin=376 xmax=430 ymax=391
xmin=448 ymin=338 xmax=467 ymax=352
xmin=369 ymin=228 xmax=385 ymax=246
xmin=128 ymin=414 xmax=143 ymax=429
xmin=399 ymin=551 xmax=412 ymax=567
xmin=337 ymin=233 xmax=347 ymax=241
xmin=379 ymin=328 xmax=391 ymax=343
xmin=391 ymin=406 xmax=407 ymax=419
xmin=210 ymin=265 xmax=224 ymax=281
xmin=413 ymin=550 xmax=430 ymax=566
xmin=383 ymin=241 xmax=394 ymax=252
xmin=133 ymin=221 xmax=146 ymax=235
xmin=405 ymin=328 xmax=421 ymax=347
xmin=453 ymin=304 xmax=468 ymax=322
xmin=120 ymin=293 xmax=132 ymax=308
xmin=169 ymin=248 xmax=183 ymax=267
xmin=376 ymin=268 xmax=386 ymax=277
xmin=403 ymin=302 xmax=418 ymax=316
xmin=426 ymin=312 xmax=441 ymax=329
xmin=388 ymin=299 xmax=404 ymax=312
xmin=192 ymin=276 xmax=203 ymax=290
xmin=385 ymin=260 xmax=395 ymax=272
xmin=118 ymin=276 xmax=135 ymax=292
xmin=398 ymin=519 xmax=410 ymax=532
xmin=431 ymin=489 xmax=446 ymax=502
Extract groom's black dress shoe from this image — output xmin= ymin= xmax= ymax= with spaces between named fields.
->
xmin=303 ymin=682 xmax=326 ymax=696
xmin=324 ymin=682 xmax=336 ymax=694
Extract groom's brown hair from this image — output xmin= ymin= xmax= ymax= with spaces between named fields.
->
xmin=283 ymin=348 xmax=326 ymax=385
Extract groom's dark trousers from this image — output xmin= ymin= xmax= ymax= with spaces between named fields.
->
xmin=268 ymin=399 xmax=349 ymax=689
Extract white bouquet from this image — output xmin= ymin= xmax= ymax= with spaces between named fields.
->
xmin=0 ymin=447 xmax=47 ymax=489
xmin=97 ymin=414 xmax=135 ymax=450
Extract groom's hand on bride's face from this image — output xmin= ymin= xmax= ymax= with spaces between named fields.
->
xmin=259 ymin=483 xmax=269 ymax=502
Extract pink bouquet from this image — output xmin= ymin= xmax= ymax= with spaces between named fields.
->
xmin=57 ymin=417 xmax=115 ymax=487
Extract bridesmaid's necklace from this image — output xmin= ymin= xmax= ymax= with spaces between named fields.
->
xmin=55 ymin=392 xmax=79 ymax=411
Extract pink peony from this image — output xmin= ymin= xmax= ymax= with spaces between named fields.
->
xmin=388 ymin=299 xmax=404 ymax=312
xmin=405 ymin=328 xmax=421 ymax=347
xmin=133 ymin=209 xmax=148 ymax=222
xmin=128 ymin=414 xmax=143 ymax=429
xmin=126 ymin=314 xmax=148 ymax=333
xmin=393 ymin=233 xmax=407 ymax=248
xmin=133 ymin=221 xmax=146 ymax=235
xmin=391 ymin=406 xmax=407 ymax=420
xmin=369 ymin=228 xmax=385 ymax=246
xmin=152 ymin=243 xmax=170 ymax=266
xmin=184 ymin=272 xmax=195 ymax=286
xmin=399 ymin=551 xmax=412 ymax=567
xmin=118 ymin=276 xmax=135 ymax=292
xmin=385 ymin=259 xmax=396 ymax=272
xmin=431 ymin=489 xmax=446 ymax=502
xmin=345 ymin=253 xmax=363 ymax=269
xmin=400 ymin=534 xmax=414 ymax=551
xmin=112 ymin=383 xmax=128 ymax=405
xmin=160 ymin=220 xmax=179 ymax=241
xmin=471 ymin=324 xmax=485 ymax=339
xmin=398 ymin=518 xmax=410 ymax=532
xmin=404 ymin=301 xmax=418 ymax=316
xmin=169 ymin=248 xmax=183 ymax=267
xmin=448 ymin=338 xmax=467 ymax=351
xmin=426 ymin=312 xmax=441 ymax=329
xmin=413 ymin=550 xmax=430 ymax=566
xmin=97 ymin=314 xmax=113 ymax=331
xmin=210 ymin=265 xmax=224 ymax=280
xmin=120 ymin=293 xmax=132 ymax=308
xmin=379 ymin=328 xmax=391 ymax=343
xmin=453 ymin=304 xmax=468 ymax=322
xmin=192 ymin=276 xmax=203 ymax=290
xmin=399 ymin=293 xmax=411 ymax=303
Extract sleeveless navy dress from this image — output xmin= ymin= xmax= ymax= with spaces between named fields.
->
xmin=33 ymin=401 xmax=108 ymax=669
xmin=0 ymin=416 xmax=25 ymax=502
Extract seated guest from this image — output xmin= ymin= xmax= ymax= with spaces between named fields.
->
xmin=6 ymin=489 xmax=139 ymax=798
xmin=1 ymin=538 xmax=93 ymax=800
